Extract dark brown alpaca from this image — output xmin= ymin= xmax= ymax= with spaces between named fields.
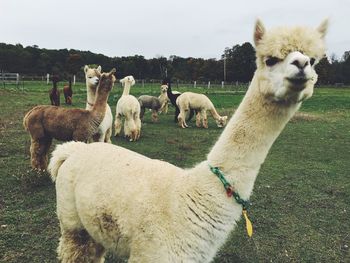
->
xmin=49 ymin=75 xmax=60 ymax=106
xmin=63 ymin=77 xmax=73 ymax=105
xmin=23 ymin=69 xmax=116 ymax=170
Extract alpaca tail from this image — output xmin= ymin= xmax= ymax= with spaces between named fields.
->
xmin=23 ymin=106 xmax=42 ymax=131
xmin=48 ymin=141 xmax=87 ymax=182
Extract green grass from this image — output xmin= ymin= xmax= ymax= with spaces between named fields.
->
xmin=0 ymin=82 xmax=349 ymax=262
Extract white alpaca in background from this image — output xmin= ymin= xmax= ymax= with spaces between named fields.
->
xmin=176 ymin=92 xmax=228 ymax=128
xmin=158 ymin=84 xmax=170 ymax=114
xmin=84 ymin=65 xmax=113 ymax=143
xmin=114 ymin=76 xmax=141 ymax=141
xmin=49 ymin=19 xmax=328 ymax=262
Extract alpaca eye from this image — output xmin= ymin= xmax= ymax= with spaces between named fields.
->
xmin=310 ymin=58 xmax=316 ymax=66
xmin=265 ymin=57 xmax=281 ymax=67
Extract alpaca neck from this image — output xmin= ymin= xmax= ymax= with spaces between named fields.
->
xmin=122 ymin=83 xmax=131 ymax=96
xmin=206 ymin=71 xmax=301 ymax=198
xmin=91 ymin=88 xmax=109 ymax=117
xmin=209 ymin=105 xmax=221 ymax=120
xmin=68 ymin=78 xmax=72 ymax=89
xmin=166 ymin=83 xmax=178 ymax=105
xmin=52 ymin=81 xmax=58 ymax=90
xmin=86 ymin=84 xmax=97 ymax=108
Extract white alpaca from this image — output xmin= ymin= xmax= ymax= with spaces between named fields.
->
xmin=84 ymin=65 xmax=113 ymax=143
xmin=176 ymin=92 xmax=228 ymax=128
xmin=49 ymin=19 xmax=328 ymax=263
xmin=114 ymin=76 xmax=141 ymax=141
xmin=158 ymin=84 xmax=170 ymax=114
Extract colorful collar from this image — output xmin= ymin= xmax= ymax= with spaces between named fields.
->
xmin=209 ymin=164 xmax=253 ymax=237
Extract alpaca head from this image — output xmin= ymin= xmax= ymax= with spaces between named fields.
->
xmin=84 ymin=65 xmax=102 ymax=88
xmin=51 ymin=74 xmax=60 ymax=84
xmin=97 ymin=68 xmax=116 ymax=93
xmin=215 ymin=116 xmax=228 ymax=128
xmin=120 ymin=75 xmax=136 ymax=86
xmin=254 ymin=19 xmax=328 ymax=103
xmin=160 ymin=84 xmax=168 ymax=93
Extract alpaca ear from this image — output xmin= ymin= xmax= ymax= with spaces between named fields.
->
xmin=84 ymin=65 xmax=89 ymax=73
xmin=254 ymin=19 xmax=266 ymax=47
xmin=109 ymin=68 xmax=116 ymax=74
xmin=97 ymin=66 xmax=102 ymax=73
xmin=317 ymin=18 xmax=329 ymax=39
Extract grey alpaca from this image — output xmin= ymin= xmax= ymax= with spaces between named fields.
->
xmin=138 ymin=95 xmax=161 ymax=122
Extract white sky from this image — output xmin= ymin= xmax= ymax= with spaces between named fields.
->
xmin=0 ymin=0 xmax=349 ymax=60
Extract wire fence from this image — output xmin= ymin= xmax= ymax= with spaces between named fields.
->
xmin=1 ymin=74 xmax=349 ymax=95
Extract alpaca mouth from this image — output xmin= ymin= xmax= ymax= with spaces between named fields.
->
xmin=286 ymin=76 xmax=310 ymax=90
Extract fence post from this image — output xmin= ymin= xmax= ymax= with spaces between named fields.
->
xmin=207 ymin=81 xmax=211 ymax=89
xmin=46 ymin=74 xmax=50 ymax=84
xmin=194 ymin=81 xmax=196 ymax=89
xmin=221 ymin=81 xmax=224 ymax=89
xmin=73 ymin=75 xmax=76 ymax=85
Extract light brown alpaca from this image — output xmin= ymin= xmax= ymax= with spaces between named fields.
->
xmin=23 ymin=69 xmax=116 ymax=170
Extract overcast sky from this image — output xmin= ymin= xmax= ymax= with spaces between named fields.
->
xmin=0 ymin=0 xmax=349 ymax=60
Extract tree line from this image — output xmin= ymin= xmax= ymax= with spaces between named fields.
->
xmin=0 ymin=42 xmax=349 ymax=84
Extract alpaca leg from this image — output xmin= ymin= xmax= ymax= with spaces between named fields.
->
xmin=164 ymin=103 xmax=168 ymax=114
xmin=135 ymin=117 xmax=142 ymax=140
xmin=174 ymin=107 xmax=180 ymax=123
xmin=183 ymin=110 xmax=189 ymax=128
xmin=151 ymin=110 xmax=158 ymax=122
xmin=41 ymin=137 xmax=52 ymax=169
xmin=58 ymin=229 xmax=105 ymax=263
xmin=104 ymin=128 xmax=112 ymax=143
xmin=114 ymin=115 xmax=122 ymax=136
xmin=196 ymin=112 xmax=202 ymax=127
xmin=140 ymin=107 xmax=145 ymax=122
xmin=187 ymin=109 xmax=195 ymax=121
xmin=202 ymin=110 xmax=208 ymax=128
xmin=124 ymin=119 xmax=132 ymax=140
xmin=177 ymin=110 xmax=188 ymax=128
xmin=30 ymin=137 xmax=52 ymax=170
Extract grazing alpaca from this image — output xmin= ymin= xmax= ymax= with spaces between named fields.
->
xmin=164 ymin=78 xmax=194 ymax=122
xmin=176 ymin=92 xmax=228 ymax=128
xmin=63 ymin=77 xmax=73 ymax=105
xmin=114 ymin=76 xmax=141 ymax=141
xmin=49 ymin=75 xmax=60 ymax=106
xmin=48 ymin=19 xmax=328 ymax=262
xmin=138 ymin=95 xmax=162 ymax=122
xmin=158 ymin=84 xmax=170 ymax=114
xmin=84 ymin=65 xmax=113 ymax=143
xmin=23 ymin=69 xmax=116 ymax=170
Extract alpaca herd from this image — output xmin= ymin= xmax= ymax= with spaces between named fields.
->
xmin=22 ymin=19 xmax=328 ymax=262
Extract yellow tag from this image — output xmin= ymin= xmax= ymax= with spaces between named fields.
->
xmin=242 ymin=209 xmax=253 ymax=237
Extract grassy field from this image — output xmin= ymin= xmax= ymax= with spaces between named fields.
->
xmin=0 ymin=82 xmax=349 ymax=262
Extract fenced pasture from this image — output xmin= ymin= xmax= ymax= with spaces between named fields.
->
xmin=0 ymin=82 xmax=349 ymax=262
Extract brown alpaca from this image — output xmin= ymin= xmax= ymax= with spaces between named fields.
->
xmin=23 ymin=69 xmax=116 ymax=170
xmin=49 ymin=76 xmax=60 ymax=106
xmin=63 ymin=77 xmax=73 ymax=105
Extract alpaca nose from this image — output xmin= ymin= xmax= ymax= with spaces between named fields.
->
xmin=291 ymin=57 xmax=309 ymax=70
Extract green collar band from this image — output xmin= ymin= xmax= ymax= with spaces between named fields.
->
xmin=208 ymin=164 xmax=251 ymax=210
